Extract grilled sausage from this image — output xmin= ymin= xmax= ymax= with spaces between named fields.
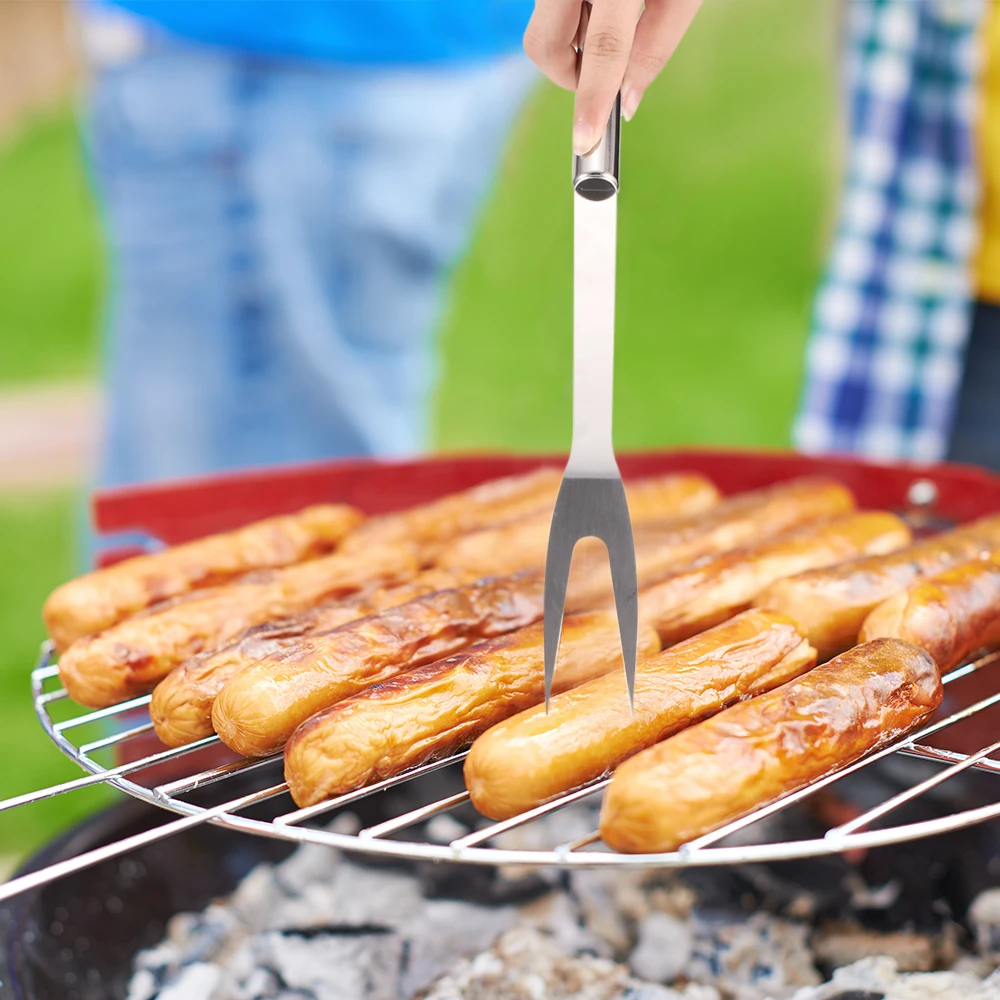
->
xmin=438 ymin=477 xmax=853 ymax=579
xmin=753 ymin=515 xmax=1000 ymax=660
xmin=212 ymin=571 xmax=549 ymax=757
xmin=210 ymin=481 xmax=855 ymax=759
xmin=465 ymin=609 xmax=815 ymax=821
xmin=435 ymin=474 xmax=720 ymax=576
xmin=150 ymin=569 xmax=468 ymax=748
xmin=637 ymin=511 xmax=909 ymax=645
xmin=860 ymin=555 xmax=1000 ymax=671
xmin=599 ymin=638 xmax=943 ymax=854
xmin=43 ymin=504 xmax=363 ymax=650
xmin=207 ymin=522 xmax=720 ymax=760
xmin=339 ymin=468 xmax=562 ymax=557
xmin=58 ymin=544 xmax=418 ymax=708
xmin=284 ymin=612 xmax=662 ymax=807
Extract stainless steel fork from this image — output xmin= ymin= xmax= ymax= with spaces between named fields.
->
xmin=543 ymin=89 xmax=638 ymax=712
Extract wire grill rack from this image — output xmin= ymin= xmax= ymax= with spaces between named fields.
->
xmin=2 ymin=636 xmax=1000 ymax=902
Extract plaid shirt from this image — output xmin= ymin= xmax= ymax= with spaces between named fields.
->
xmin=793 ymin=0 xmax=987 ymax=462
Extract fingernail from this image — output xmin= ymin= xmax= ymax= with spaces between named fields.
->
xmin=622 ymin=88 xmax=640 ymax=122
xmin=573 ymin=121 xmax=596 ymax=156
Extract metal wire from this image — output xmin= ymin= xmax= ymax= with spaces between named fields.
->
xmin=2 ymin=642 xmax=1000 ymax=901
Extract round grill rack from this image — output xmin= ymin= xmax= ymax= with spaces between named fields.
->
xmin=7 ymin=639 xmax=999 ymax=899
xmin=6 ymin=449 xmax=1000 ymax=900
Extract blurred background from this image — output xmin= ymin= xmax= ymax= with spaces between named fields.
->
xmin=0 ymin=0 xmax=838 ymax=867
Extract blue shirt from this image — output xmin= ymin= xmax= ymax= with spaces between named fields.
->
xmin=105 ymin=1 xmax=534 ymax=65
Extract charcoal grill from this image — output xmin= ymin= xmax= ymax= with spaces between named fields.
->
xmin=5 ymin=450 xmax=1000 ymax=900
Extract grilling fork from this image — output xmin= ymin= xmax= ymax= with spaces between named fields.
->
xmin=543 ymin=16 xmax=637 ymax=712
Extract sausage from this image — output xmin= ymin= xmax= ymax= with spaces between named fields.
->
xmin=151 ymin=601 xmax=368 ymax=748
xmin=860 ymin=554 xmax=1000 ymax=671
xmin=443 ymin=517 xmax=745 ymax=618
xmin=150 ymin=569 xmax=468 ymax=748
xmin=465 ymin=609 xmax=815 ymax=821
xmin=753 ymin=515 xmax=1000 ymax=660
xmin=209 ymin=516 xmax=741 ymax=760
xmin=434 ymin=474 xmax=720 ymax=576
xmin=210 ymin=483 xmax=857 ymax=759
xmin=637 ymin=511 xmax=910 ymax=645
xmin=618 ymin=473 xmax=722 ymax=522
xmin=339 ymin=468 xmax=562 ymax=557
xmin=599 ymin=638 xmax=943 ymax=854
xmin=43 ymin=504 xmax=363 ymax=651
xmin=212 ymin=571 xmax=550 ymax=758
xmin=284 ymin=611 xmax=662 ymax=808
xmin=438 ymin=477 xmax=853 ymax=579
xmin=460 ymin=512 xmax=898 ymax=817
xmin=559 ymin=518 xmax=796 ymax=615
xmin=58 ymin=544 xmax=418 ymax=708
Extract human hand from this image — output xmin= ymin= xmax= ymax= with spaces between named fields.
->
xmin=524 ymin=0 xmax=702 ymax=154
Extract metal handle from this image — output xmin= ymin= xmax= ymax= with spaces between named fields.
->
xmin=573 ymin=94 xmax=621 ymax=201
xmin=572 ymin=1 xmax=621 ymax=201
xmin=568 ymin=190 xmax=618 ymax=476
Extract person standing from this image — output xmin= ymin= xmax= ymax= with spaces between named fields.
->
xmin=792 ymin=0 xmax=1000 ymax=470
xmin=80 ymin=0 xmax=536 ymax=486
xmin=944 ymin=0 xmax=1000 ymax=470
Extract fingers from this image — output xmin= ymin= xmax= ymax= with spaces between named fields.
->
xmin=573 ymin=0 xmax=643 ymax=154
xmin=621 ymin=0 xmax=702 ymax=121
xmin=524 ymin=0 xmax=703 ymax=154
xmin=524 ymin=0 xmax=585 ymax=92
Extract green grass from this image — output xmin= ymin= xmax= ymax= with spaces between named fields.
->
xmin=0 ymin=493 xmax=115 ymax=862
xmin=435 ymin=0 xmax=838 ymax=452
xmin=0 ymin=108 xmax=104 ymax=385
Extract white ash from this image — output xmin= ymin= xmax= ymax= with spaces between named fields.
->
xmin=515 ymin=888 xmax=608 ymax=958
xmin=251 ymin=930 xmax=403 ymax=1000
xmin=126 ymin=816 xmax=1000 ymax=1000
xmin=326 ymin=810 xmax=362 ymax=836
xmin=787 ymin=956 xmax=1000 ymax=999
xmin=156 ymin=963 xmax=221 ymax=1000
xmin=684 ymin=911 xmax=821 ymax=1000
xmin=418 ymin=926 xmax=720 ymax=1000
xmin=630 ymin=913 xmax=694 ymax=984
xmin=811 ymin=928 xmax=935 ymax=974
xmin=399 ymin=899 xmax=519 ymax=997
xmin=490 ymin=803 xmax=600 ymax=853
xmin=126 ymin=843 xmax=521 ymax=1000
xmin=970 ymin=888 xmax=1000 ymax=963
xmin=570 ymin=868 xmax=652 ymax=954
xmin=425 ymin=813 xmax=471 ymax=844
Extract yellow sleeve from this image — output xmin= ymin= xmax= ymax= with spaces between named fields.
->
xmin=976 ymin=0 xmax=1000 ymax=304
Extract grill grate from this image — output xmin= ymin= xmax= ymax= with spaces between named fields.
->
xmin=0 ymin=638 xmax=997 ymax=902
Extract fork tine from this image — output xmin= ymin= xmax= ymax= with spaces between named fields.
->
xmin=544 ymin=477 xmax=637 ymax=712
xmin=605 ymin=501 xmax=638 ymax=710
xmin=543 ymin=491 xmax=576 ymax=712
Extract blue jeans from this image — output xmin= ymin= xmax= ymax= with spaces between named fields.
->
xmin=85 ymin=39 xmax=536 ymax=486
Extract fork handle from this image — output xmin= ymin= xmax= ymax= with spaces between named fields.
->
xmin=567 ymin=93 xmax=621 ymax=479
xmin=568 ymin=191 xmax=618 ymax=478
